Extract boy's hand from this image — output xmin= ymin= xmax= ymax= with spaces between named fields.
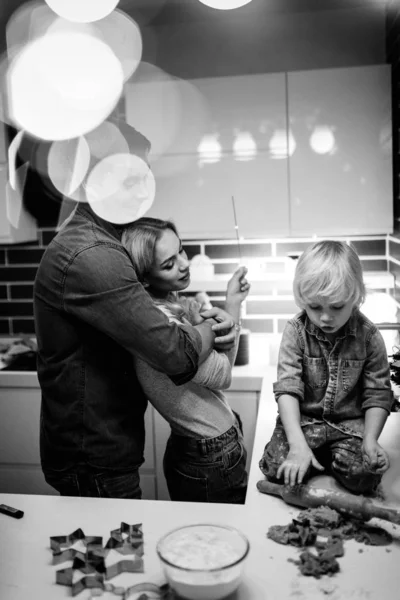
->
xmin=362 ymin=439 xmax=390 ymax=474
xmin=226 ymin=266 xmax=250 ymax=304
xmin=277 ymin=443 xmax=324 ymax=486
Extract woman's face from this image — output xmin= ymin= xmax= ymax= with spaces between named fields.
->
xmin=145 ymin=229 xmax=190 ymax=294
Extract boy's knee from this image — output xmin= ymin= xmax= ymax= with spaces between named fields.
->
xmin=259 ymin=454 xmax=280 ymax=480
xmin=331 ymin=459 xmax=381 ymax=495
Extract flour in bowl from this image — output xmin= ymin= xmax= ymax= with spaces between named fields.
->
xmin=160 ymin=526 xmax=243 ymax=570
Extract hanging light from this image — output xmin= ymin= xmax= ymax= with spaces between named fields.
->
xmin=197 ymin=134 xmax=222 ymax=165
xmin=309 ymin=125 xmax=336 ymax=155
xmin=233 ymin=131 xmax=257 ymax=161
xmin=197 ymin=0 xmax=253 ymax=10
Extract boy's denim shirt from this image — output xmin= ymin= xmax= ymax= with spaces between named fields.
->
xmin=273 ymin=310 xmax=393 ymax=438
xmin=34 ymin=204 xmax=201 ymax=473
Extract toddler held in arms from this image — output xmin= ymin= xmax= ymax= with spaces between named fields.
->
xmin=259 ymin=240 xmax=392 ymax=495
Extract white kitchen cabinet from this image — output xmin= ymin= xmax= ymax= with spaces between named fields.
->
xmin=153 ymin=388 xmax=260 ymax=501
xmin=126 ymin=72 xmax=290 ymax=239
xmin=287 ymin=65 xmax=392 ymax=236
xmin=127 ymin=65 xmax=392 ymax=239
xmin=0 ymin=372 xmax=156 ymax=498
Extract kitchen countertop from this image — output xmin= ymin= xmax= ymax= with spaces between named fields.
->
xmin=0 ymin=362 xmax=267 ymax=391
xmin=1 ymin=367 xmax=400 ymax=600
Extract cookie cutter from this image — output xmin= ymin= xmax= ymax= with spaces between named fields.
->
xmin=105 ymin=557 xmax=144 ymax=580
xmin=58 ymin=574 xmax=171 ymax=599
xmin=109 ymin=523 xmax=143 ymax=542
xmin=56 ymin=569 xmax=105 ymax=597
xmin=50 ymin=528 xmax=103 ymax=555
xmin=105 ymin=522 xmax=144 ymax=557
xmin=52 ymin=523 xmax=149 ymax=597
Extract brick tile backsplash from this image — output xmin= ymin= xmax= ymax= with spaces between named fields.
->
xmin=205 ymin=243 xmax=272 ymax=259
xmin=389 ymin=239 xmax=400 ymax=262
xmin=1 ymin=302 xmax=33 ymax=317
xmin=0 ymin=230 xmax=397 ymax=336
xmin=214 ymin=263 xmax=238 ymax=275
xmin=246 ymin=299 xmax=298 ymax=315
xmin=12 ymin=319 xmax=36 ymax=335
xmin=351 ymin=239 xmax=386 ymax=256
xmin=10 ymin=285 xmax=34 ymax=300
xmin=41 ymin=230 xmax=57 ymax=246
xmin=359 ymin=259 xmax=387 ymax=271
xmin=0 ymin=266 xmax=38 ymax=282
xmin=182 ymin=244 xmax=201 ymax=260
xmin=275 ymin=242 xmax=310 ymax=257
xmin=7 ymin=248 xmax=45 ymax=264
xmin=0 ymin=320 xmax=10 ymax=335
xmin=242 ymin=318 xmax=273 ymax=333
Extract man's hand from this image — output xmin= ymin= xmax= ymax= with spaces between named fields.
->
xmin=277 ymin=442 xmax=324 ymax=486
xmin=362 ymin=439 xmax=390 ymax=474
xmin=199 ymin=306 xmax=236 ymax=350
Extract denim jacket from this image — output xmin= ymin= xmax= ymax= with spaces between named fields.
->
xmin=34 ymin=204 xmax=201 ymax=472
xmin=273 ymin=310 xmax=393 ymax=438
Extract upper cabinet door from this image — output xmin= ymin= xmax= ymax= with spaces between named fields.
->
xmin=288 ymin=65 xmax=393 ymax=236
xmin=126 ymin=72 xmax=290 ymax=239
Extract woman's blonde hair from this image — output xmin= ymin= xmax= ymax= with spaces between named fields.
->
xmin=121 ymin=217 xmax=189 ymax=321
xmin=293 ymin=240 xmax=365 ymax=309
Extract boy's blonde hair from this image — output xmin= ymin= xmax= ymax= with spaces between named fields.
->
xmin=293 ymin=240 xmax=365 ymax=309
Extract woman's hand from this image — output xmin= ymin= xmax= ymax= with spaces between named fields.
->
xmin=277 ymin=442 xmax=324 ymax=486
xmin=362 ymin=439 xmax=390 ymax=474
xmin=226 ymin=266 xmax=250 ymax=305
xmin=199 ymin=306 xmax=236 ymax=349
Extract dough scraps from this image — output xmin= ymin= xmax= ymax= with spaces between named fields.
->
xmin=267 ymin=506 xmax=392 ymax=579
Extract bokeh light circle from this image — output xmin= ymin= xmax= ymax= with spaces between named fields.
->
xmin=48 ymin=137 xmax=91 ymax=197
xmin=85 ymin=121 xmax=129 ymax=160
xmin=198 ymin=0 xmax=253 ymax=10
xmin=310 ymin=126 xmax=336 ymax=155
xmin=44 ymin=0 xmax=120 ymax=23
xmin=7 ymin=31 xmax=124 ymax=140
xmin=125 ymin=64 xmax=208 ymax=178
xmin=91 ymin=10 xmax=142 ymax=82
xmin=6 ymin=2 xmax=57 ymax=60
xmin=85 ymin=153 xmax=155 ymax=224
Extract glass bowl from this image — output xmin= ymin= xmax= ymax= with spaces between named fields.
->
xmin=156 ymin=523 xmax=250 ymax=600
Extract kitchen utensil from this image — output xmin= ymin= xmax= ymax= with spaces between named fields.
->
xmin=256 ymin=480 xmax=400 ymax=525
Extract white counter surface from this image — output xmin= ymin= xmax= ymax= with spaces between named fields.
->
xmin=0 ymin=363 xmax=265 ymax=391
xmin=1 ymin=366 xmax=400 ymax=600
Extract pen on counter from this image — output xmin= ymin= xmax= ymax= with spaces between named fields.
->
xmin=0 ymin=504 xmax=24 ymax=519
xmin=231 ymin=195 xmax=242 ymax=264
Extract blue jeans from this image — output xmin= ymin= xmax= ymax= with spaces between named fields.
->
xmin=43 ymin=464 xmax=142 ymax=499
xmin=163 ymin=421 xmax=248 ymax=504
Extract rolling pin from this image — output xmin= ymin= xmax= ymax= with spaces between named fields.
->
xmin=257 ymin=480 xmax=400 ymax=525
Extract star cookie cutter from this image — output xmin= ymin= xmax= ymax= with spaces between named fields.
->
xmin=52 ymin=523 xmax=146 ymax=596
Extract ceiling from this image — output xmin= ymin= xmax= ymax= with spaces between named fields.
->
xmin=0 ymin=0 xmax=390 ymax=30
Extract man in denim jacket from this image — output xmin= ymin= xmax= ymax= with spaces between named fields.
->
xmin=260 ymin=241 xmax=392 ymax=495
xmin=34 ymin=141 xmax=236 ymax=499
